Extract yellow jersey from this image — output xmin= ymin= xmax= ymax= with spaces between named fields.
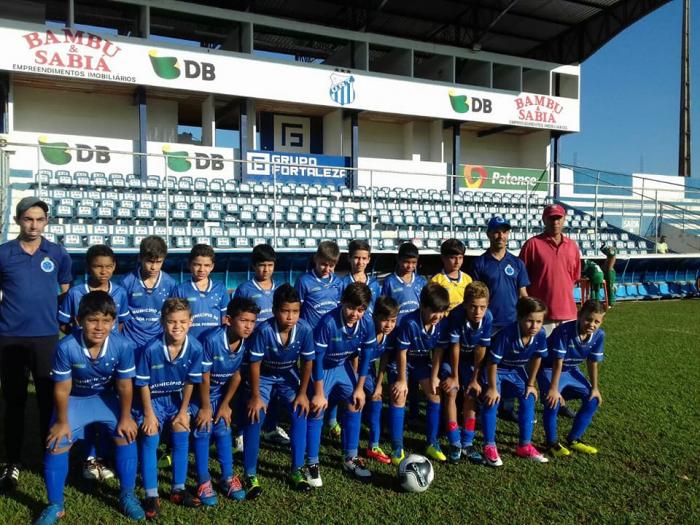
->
xmin=429 ymin=271 xmax=472 ymax=311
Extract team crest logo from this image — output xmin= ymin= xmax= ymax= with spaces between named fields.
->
xmin=40 ymin=257 xmax=55 ymax=273
xmin=329 ymin=73 xmax=356 ymax=106
xmin=504 ymin=264 xmax=515 ymax=276
xmin=463 ymin=165 xmax=488 ymax=189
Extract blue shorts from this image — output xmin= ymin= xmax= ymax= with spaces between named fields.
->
xmin=439 ymin=359 xmax=476 ymax=388
xmin=255 ymin=369 xmax=301 ymax=406
xmin=133 ymin=392 xmax=185 ymax=428
xmin=387 ymin=357 xmax=432 ymax=384
xmin=190 ymin=395 xmax=225 ymax=420
xmin=310 ymin=361 xmax=357 ymax=407
xmin=537 ymin=367 xmax=592 ymax=401
xmin=51 ymin=392 xmax=121 ymax=448
xmin=482 ymin=367 xmax=529 ymax=399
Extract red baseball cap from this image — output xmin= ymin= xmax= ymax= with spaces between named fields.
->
xmin=542 ymin=204 xmax=566 ymax=220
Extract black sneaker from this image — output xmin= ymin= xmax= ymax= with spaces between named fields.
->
xmin=305 ymin=463 xmax=323 ymax=488
xmin=342 ymin=456 xmax=372 ymax=483
xmin=143 ymin=497 xmax=160 ymax=520
xmin=169 ymin=489 xmax=201 ymax=508
xmin=559 ymin=405 xmax=576 ymax=419
xmin=289 ymin=468 xmax=312 ymax=492
xmin=0 ymin=463 xmax=20 ymax=492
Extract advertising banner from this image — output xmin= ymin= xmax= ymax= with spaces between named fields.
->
xmin=459 ymin=164 xmax=548 ymax=192
xmin=244 ymin=150 xmax=350 ymax=186
xmin=0 ymin=19 xmax=580 ymax=132
xmin=146 ymin=142 xmax=236 ymax=179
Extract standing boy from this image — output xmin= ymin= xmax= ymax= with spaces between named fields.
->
xmin=430 ymin=239 xmax=472 ymax=312
xmin=121 ymin=236 xmax=177 ymax=347
xmin=34 ymin=291 xmax=143 ymax=525
xmin=174 ymin=244 xmax=229 ymax=339
xmin=381 ymin=242 xmax=427 ymax=323
xmin=341 ymin=240 xmax=381 ymax=317
xmin=243 ymin=284 xmax=315 ymax=498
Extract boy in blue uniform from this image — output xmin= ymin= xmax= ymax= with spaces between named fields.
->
xmin=306 ymin=283 xmax=377 ymax=486
xmin=441 ymin=281 xmax=492 ymax=464
xmin=381 ymin=242 xmax=427 ymax=323
xmin=243 ymin=284 xmax=315 ymax=498
xmin=234 ymin=243 xmax=287 ymax=446
xmin=134 ymin=298 xmax=204 ymax=518
xmin=363 ymin=296 xmax=399 ymax=465
xmin=122 ymin=236 xmax=177 ymax=347
xmin=387 ymin=283 xmax=450 ymax=465
xmin=174 ymin=244 xmax=229 ymax=339
xmin=35 ymin=291 xmax=143 ymax=525
xmin=482 ymin=297 xmax=549 ymax=467
xmin=191 ymin=297 xmax=260 ymax=505
xmin=540 ymin=300 xmax=605 ymax=457
xmin=341 ymin=240 xmax=381 ymax=317
xmin=57 ymin=244 xmax=129 ymax=481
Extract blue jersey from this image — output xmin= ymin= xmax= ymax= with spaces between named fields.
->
xmin=51 ymin=332 xmax=136 ymax=397
xmin=58 ymin=281 xmax=130 ymax=336
xmin=248 ymin=318 xmax=315 ymax=375
xmin=234 ymin=278 xmax=278 ymax=324
xmin=340 ymin=273 xmax=381 ymax=317
xmin=135 ymin=335 xmax=203 ymax=396
xmin=395 ymin=309 xmax=448 ymax=361
xmin=121 ymin=269 xmax=177 ymax=347
xmin=380 ymin=272 xmax=427 ymax=322
xmin=313 ymin=307 xmax=376 ymax=381
xmin=471 ymin=251 xmax=530 ymax=327
xmin=201 ymin=326 xmax=247 ymax=399
xmin=295 ymin=270 xmax=344 ymax=328
xmin=447 ymin=306 xmax=493 ymax=359
xmin=544 ymin=320 xmax=605 ymax=370
xmin=489 ymin=322 xmax=547 ymax=369
xmin=173 ymin=279 xmax=229 ymax=339
xmin=371 ymin=331 xmax=395 ymax=365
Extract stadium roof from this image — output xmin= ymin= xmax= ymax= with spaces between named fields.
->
xmin=179 ymin=0 xmax=672 ymax=64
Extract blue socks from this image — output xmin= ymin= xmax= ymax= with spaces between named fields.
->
xmin=306 ymin=410 xmax=324 ymax=466
xmin=426 ymin=401 xmax=441 ymax=446
xmin=243 ymin=410 xmax=264 ymax=477
xmin=342 ymin=409 xmax=361 ymax=459
xmin=44 ymin=451 xmax=69 ymax=506
xmin=326 ymin=405 xmax=338 ymax=428
xmin=367 ymin=399 xmax=382 ymax=449
xmin=568 ymin=397 xmax=600 ymax=442
xmin=518 ymin=394 xmax=536 ymax=445
xmin=389 ymin=404 xmax=405 ymax=452
xmin=192 ymin=426 xmax=212 ymax=484
xmin=213 ymin=420 xmax=233 ymax=481
xmin=543 ymin=401 xmax=560 ymax=444
xmin=139 ymin=433 xmax=160 ymax=497
xmin=171 ymin=431 xmax=189 ymax=491
xmin=289 ymin=406 xmax=307 ymax=472
xmin=114 ymin=442 xmax=137 ymax=498
xmin=481 ymin=401 xmax=498 ymax=446
xmin=461 ymin=418 xmax=476 ymax=448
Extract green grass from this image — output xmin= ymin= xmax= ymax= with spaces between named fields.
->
xmin=1 ymin=300 xmax=699 ymax=524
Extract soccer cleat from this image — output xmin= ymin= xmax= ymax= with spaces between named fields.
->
xmin=305 ymin=463 xmax=323 ymax=488
xmin=119 ymin=493 xmax=146 ymax=521
xmin=425 ymin=443 xmax=447 ymax=462
xmin=96 ymin=458 xmax=115 ymax=481
xmin=342 ymin=457 xmax=372 ymax=483
xmin=365 ymin=446 xmax=391 ymax=465
xmin=448 ymin=444 xmax=462 ymax=464
xmin=559 ymin=405 xmax=576 ymax=419
xmin=391 ymin=448 xmax=406 ymax=467
xmin=33 ymin=504 xmax=65 ymax=525
xmin=548 ymin=442 xmax=571 ymax=458
xmin=568 ymin=440 xmax=598 ymax=455
xmin=326 ymin=422 xmax=342 ymax=440
xmin=290 ymin=468 xmax=312 ymax=492
xmin=262 ymin=426 xmax=291 ymax=446
xmin=233 ymin=435 xmax=244 ymax=454
xmin=82 ymin=458 xmax=100 ymax=481
xmin=169 ymin=489 xmax=202 ymax=508
xmin=143 ymin=497 xmax=160 ymax=520
xmin=244 ymin=475 xmax=262 ymax=500
xmin=0 ymin=463 xmax=20 ymax=491
xmin=483 ymin=445 xmax=503 ymax=467
xmin=197 ymin=480 xmax=218 ymax=506
xmin=462 ymin=445 xmax=484 ymax=464
xmin=515 ymin=443 xmax=549 ymax=463
xmin=219 ymin=476 xmax=246 ymax=501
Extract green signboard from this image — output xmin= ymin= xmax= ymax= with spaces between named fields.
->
xmin=459 ymin=164 xmax=548 ymax=192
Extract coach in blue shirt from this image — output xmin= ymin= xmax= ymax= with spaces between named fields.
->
xmin=0 ymin=197 xmax=72 ymax=490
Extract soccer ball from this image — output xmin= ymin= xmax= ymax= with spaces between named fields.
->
xmin=398 ymin=454 xmax=434 ymax=493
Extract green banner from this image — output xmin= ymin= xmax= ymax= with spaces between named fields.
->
xmin=458 ymin=164 xmax=548 ymax=192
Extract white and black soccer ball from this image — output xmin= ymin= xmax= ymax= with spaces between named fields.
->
xmin=398 ymin=454 xmax=434 ymax=493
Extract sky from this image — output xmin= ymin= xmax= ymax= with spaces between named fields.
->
xmin=560 ymin=0 xmax=699 ymax=180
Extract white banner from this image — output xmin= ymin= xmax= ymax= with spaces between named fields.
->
xmin=146 ymin=142 xmax=236 ymax=179
xmin=0 ymin=20 xmax=580 ymax=132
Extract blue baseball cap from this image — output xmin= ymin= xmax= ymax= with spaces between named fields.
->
xmin=487 ymin=216 xmax=511 ymax=232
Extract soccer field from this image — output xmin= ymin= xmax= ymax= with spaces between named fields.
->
xmin=0 ymin=300 xmax=698 ymax=525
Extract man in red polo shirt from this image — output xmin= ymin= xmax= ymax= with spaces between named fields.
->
xmin=519 ymin=204 xmax=581 ymax=336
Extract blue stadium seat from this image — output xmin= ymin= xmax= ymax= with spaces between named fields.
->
xmin=640 ymin=282 xmax=662 ymax=299
xmin=615 ymin=285 xmax=629 ymax=301
xmin=215 ymin=237 xmax=231 ymax=248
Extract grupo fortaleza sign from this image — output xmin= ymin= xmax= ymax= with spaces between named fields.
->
xmin=459 ymin=165 xmax=548 ymax=192
xmin=244 ymin=151 xmax=350 ymax=186
xmin=0 ymin=19 xmax=580 ymax=132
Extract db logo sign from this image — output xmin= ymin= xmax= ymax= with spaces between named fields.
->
xmin=149 ymin=50 xmax=215 ymax=81
xmin=448 ymin=90 xmax=492 ymax=114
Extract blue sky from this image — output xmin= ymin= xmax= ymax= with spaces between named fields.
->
xmin=561 ymin=0 xmax=699 ymax=180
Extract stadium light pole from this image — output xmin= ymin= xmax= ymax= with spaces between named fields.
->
xmin=678 ymin=0 xmax=691 ymax=177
